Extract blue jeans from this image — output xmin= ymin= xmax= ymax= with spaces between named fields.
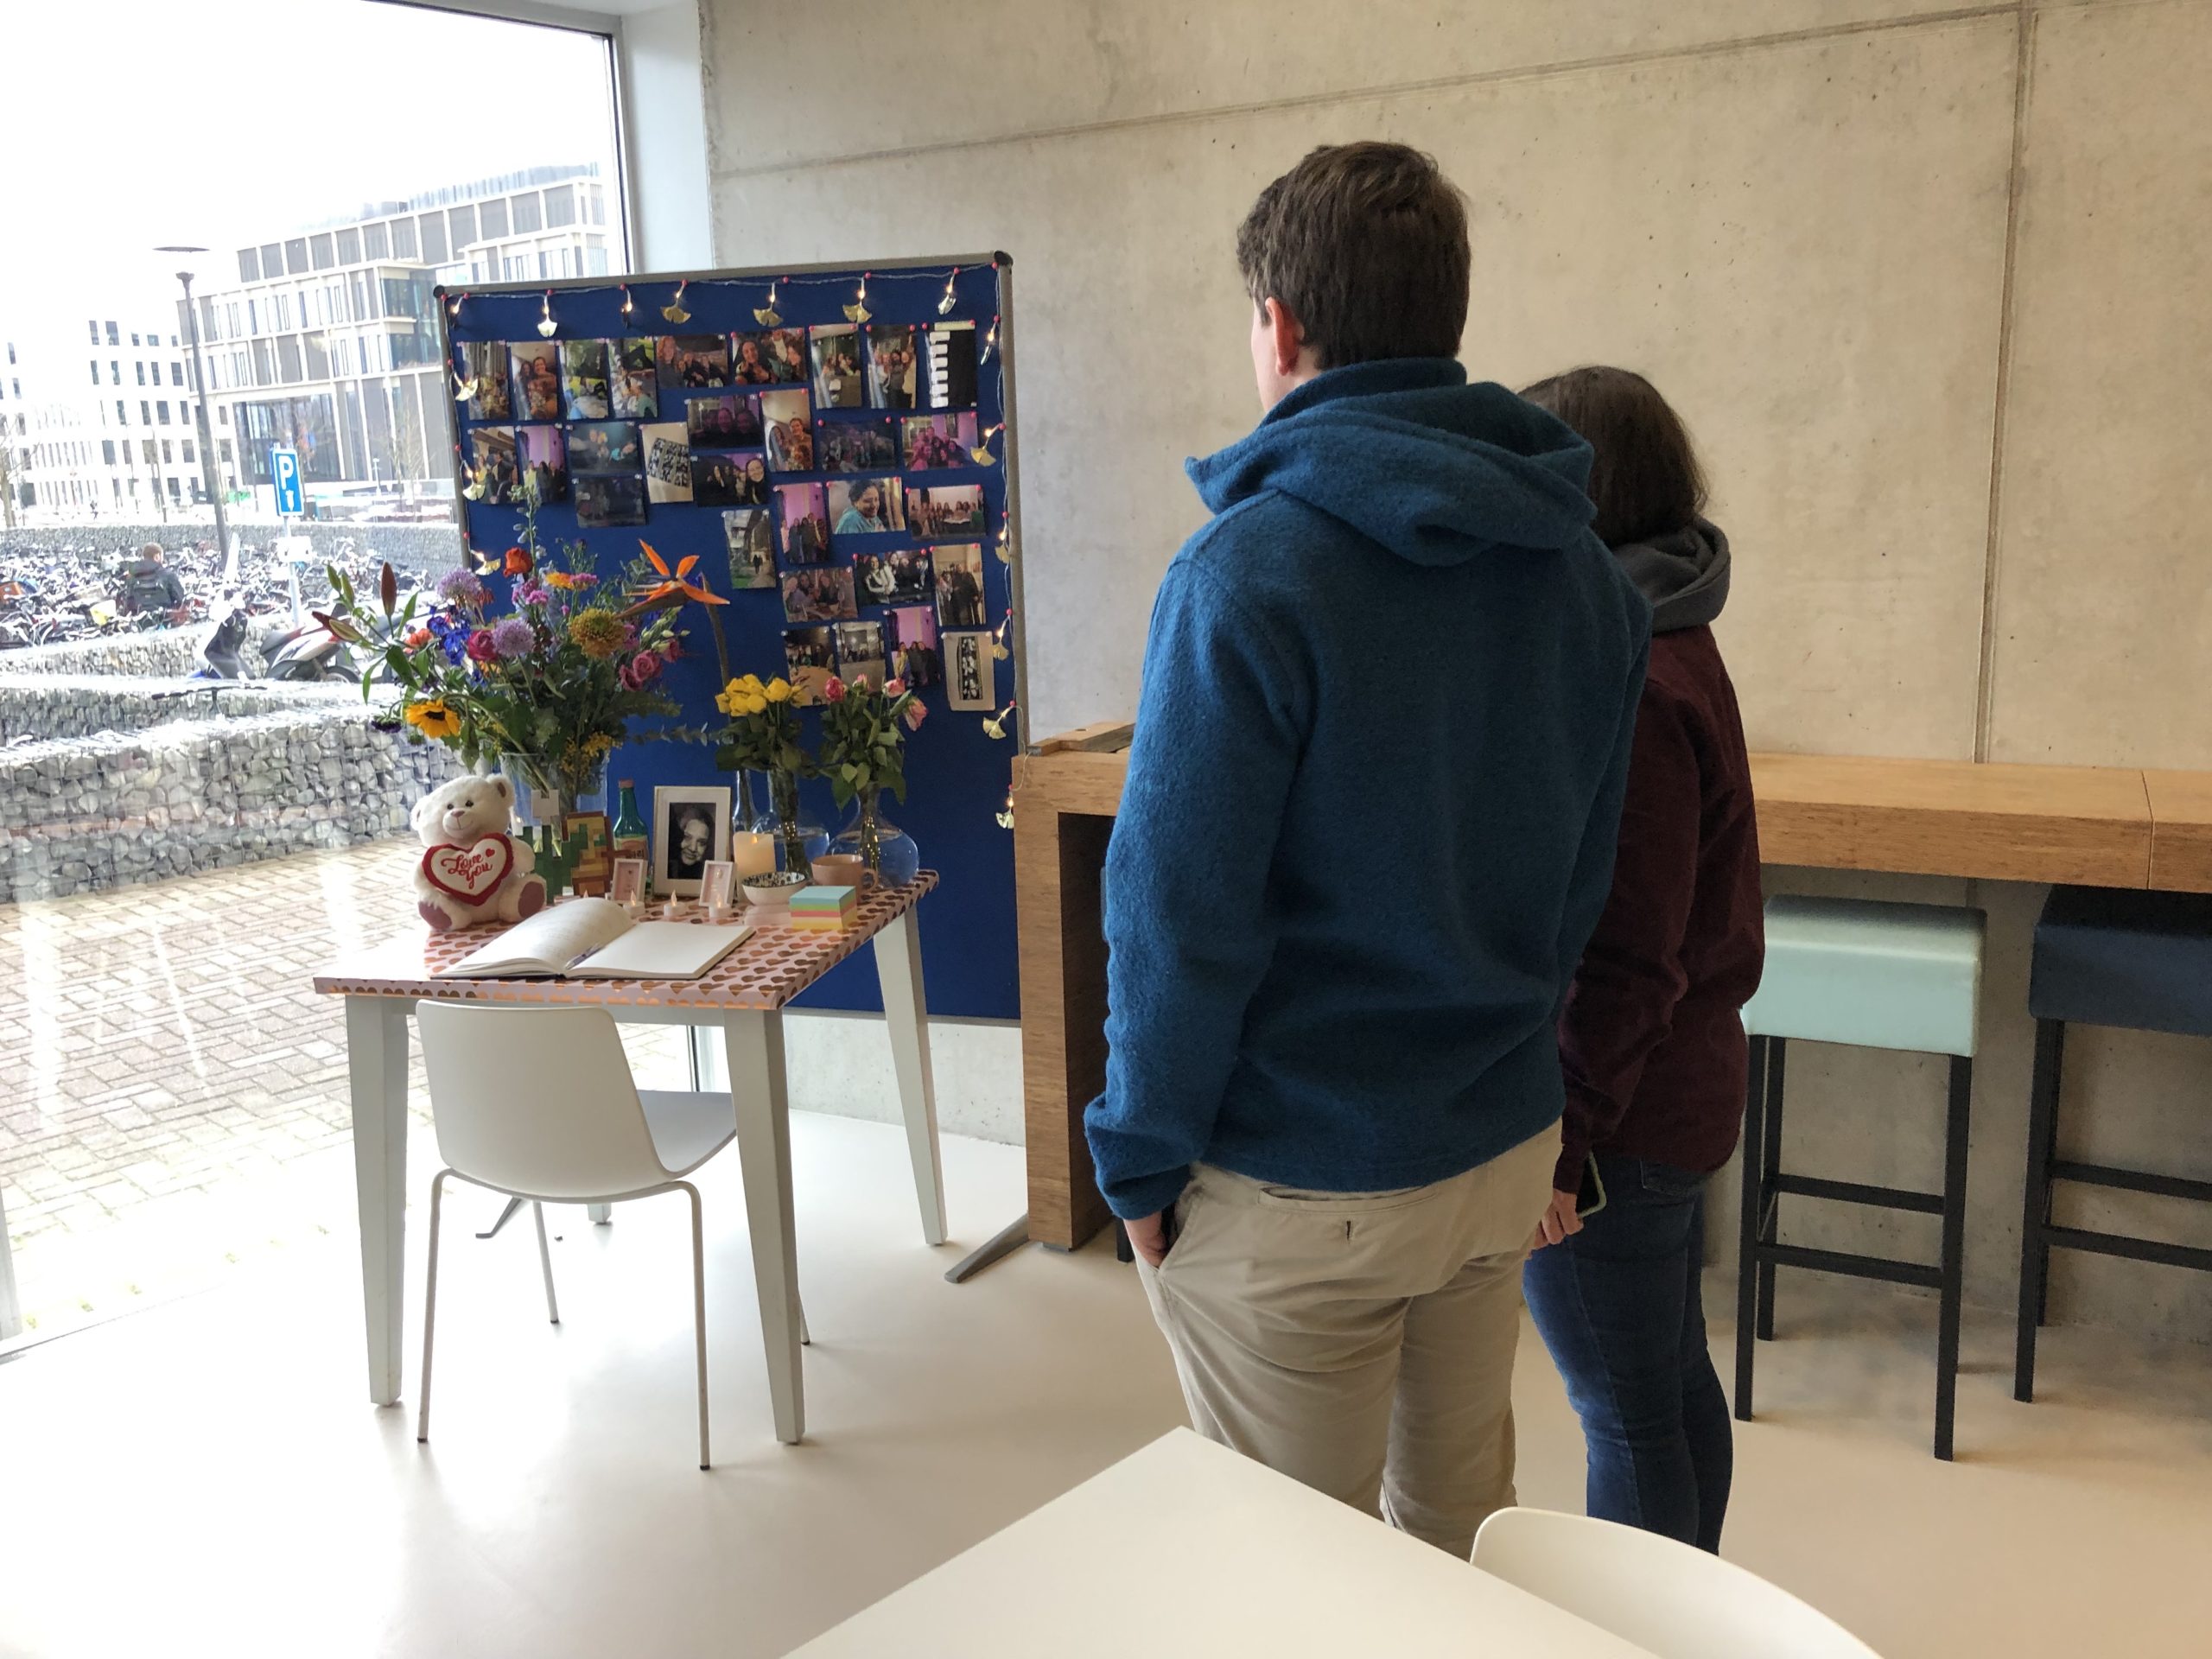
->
xmin=1521 ymin=1154 xmax=1732 ymax=1550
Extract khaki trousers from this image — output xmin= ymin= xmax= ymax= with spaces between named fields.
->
xmin=1136 ymin=1123 xmax=1558 ymax=1560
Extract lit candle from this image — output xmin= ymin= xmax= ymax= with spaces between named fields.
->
xmin=731 ymin=831 xmax=777 ymax=881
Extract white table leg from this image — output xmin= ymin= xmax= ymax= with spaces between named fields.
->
xmin=0 ymin=1181 xmax=22 ymax=1342
xmin=345 ymin=995 xmax=410 ymax=1406
xmin=874 ymin=909 xmax=947 ymax=1247
xmin=724 ymin=1009 xmax=804 ymax=1445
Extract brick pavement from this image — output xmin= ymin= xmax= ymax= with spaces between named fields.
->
xmin=0 ymin=837 xmax=683 ymax=1339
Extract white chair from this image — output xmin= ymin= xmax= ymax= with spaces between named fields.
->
xmin=415 ymin=1001 xmax=742 ymax=1469
xmin=1471 ymin=1508 xmax=1883 ymax=1658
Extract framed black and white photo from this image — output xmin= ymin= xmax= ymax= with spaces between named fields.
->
xmin=945 ymin=630 xmax=995 ymax=711
xmin=652 ymin=785 xmax=733 ymax=896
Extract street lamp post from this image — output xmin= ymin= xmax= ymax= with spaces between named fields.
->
xmin=156 ymin=247 xmax=230 ymax=571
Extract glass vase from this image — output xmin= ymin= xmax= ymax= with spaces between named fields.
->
xmin=831 ymin=785 xmax=920 ymax=887
xmin=754 ymin=769 xmax=827 ymax=874
xmin=498 ymin=751 xmax=609 ymax=899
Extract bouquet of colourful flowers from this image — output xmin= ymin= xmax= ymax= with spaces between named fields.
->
xmin=327 ymin=485 xmax=685 ymax=819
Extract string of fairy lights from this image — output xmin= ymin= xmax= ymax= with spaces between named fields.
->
xmin=442 ymin=264 xmax=1024 ymax=822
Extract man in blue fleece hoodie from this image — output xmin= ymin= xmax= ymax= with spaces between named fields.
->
xmin=1084 ymin=142 xmax=1649 ymax=1557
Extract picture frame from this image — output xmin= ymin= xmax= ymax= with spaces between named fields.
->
xmin=700 ymin=860 xmax=737 ymax=914
xmin=945 ymin=629 xmax=995 ymax=711
xmin=609 ymin=856 xmax=647 ymax=907
xmin=562 ymin=810 xmax=612 ymax=896
xmin=652 ymin=785 xmax=733 ymax=896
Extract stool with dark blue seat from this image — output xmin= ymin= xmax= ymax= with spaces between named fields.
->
xmin=1736 ymin=895 xmax=1986 ymax=1460
xmin=2015 ymin=886 xmax=2212 ymax=1401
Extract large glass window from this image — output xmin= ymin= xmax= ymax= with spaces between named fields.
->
xmin=480 ymin=196 xmax=509 ymax=238
xmin=309 ymin=232 xmax=334 ymax=270
xmin=391 ymin=217 xmax=418 ymax=258
xmin=512 ymin=190 xmax=543 ymax=232
xmin=363 ymin=219 xmax=388 ymax=260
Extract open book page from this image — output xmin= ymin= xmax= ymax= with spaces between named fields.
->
xmin=569 ymin=920 xmax=753 ymax=980
xmin=435 ymin=898 xmax=636 ymax=978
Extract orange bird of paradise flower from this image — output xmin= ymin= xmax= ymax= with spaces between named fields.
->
xmin=628 ymin=540 xmax=727 ymax=613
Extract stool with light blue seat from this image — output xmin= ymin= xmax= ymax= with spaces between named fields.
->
xmin=2016 ymin=886 xmax=2212 ymax=1402
xmin=1735 ymin=895 xmax=1986 ymax=1460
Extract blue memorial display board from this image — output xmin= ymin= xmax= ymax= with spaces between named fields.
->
xmin=438 ymin=257 xmax=1023 ymax=1019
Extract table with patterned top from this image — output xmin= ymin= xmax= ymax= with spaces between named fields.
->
xmin=314 ymin=874 xmax=944 ymax=1445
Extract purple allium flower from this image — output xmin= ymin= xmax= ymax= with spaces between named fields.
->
xmin=489 ymin=617 xmax=536 ymax=660
xmin=437 ymin=569 xmax=488 ymax=607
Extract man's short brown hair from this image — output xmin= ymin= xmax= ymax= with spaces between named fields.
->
xmin=1235 ymin=142 xmax=1471 ymax=370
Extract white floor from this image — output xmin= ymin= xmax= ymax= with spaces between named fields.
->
xmin=1 ymin=1113 xmax=2207 ymax=1658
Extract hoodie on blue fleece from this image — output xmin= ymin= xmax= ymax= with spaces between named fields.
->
xmin=1082 ymin=359 xmax=1651 ymax=1222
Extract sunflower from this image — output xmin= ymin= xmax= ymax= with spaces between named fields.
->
xmin=567 ymin=609 xmax=630 ymax=660
xmin=404 ymin=698 xmax=461 ymax=739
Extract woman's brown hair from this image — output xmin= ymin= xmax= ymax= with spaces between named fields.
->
xmin=1519 ymin=366 xmax=1707 ymax=550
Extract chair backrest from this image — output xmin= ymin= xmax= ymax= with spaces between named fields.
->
xmin=416 ymin=1002 xmax=671 ymax=1200
xmin=1471 ymin=1509 xmax=1882 ymax=1659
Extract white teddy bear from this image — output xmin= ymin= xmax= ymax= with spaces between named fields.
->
xmin=410 ymin=772 xmax=547 ymax=931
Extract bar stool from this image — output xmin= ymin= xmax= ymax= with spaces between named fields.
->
xmin=2015 ymin=886 xmax=2212 ymax=1401
xmin=1735 ymin=895 xmax=1985 ymax=1460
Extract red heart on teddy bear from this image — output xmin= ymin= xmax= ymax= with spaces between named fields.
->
xmin=422 ymin=836 xmax=514 ymax=905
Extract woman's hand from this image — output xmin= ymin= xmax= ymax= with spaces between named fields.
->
xmin=1531 ymin=1189 xmax=1584 ymax=1250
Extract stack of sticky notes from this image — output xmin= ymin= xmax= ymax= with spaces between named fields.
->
xmin=790 ymin=885 xmax=860 ymax=933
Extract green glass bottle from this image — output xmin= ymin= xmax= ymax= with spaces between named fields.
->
xmin=611 ymin=778 xmax=648 ymax=868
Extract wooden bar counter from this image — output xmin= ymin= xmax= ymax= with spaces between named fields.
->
xmin=1014 ymin=723 xmax=2207 ymax=1250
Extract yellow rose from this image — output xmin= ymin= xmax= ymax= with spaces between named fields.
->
xmin=742 ymin=694 xmax=768 ymax=715
xmin=764 ymin=677 xmax=792 ymax=703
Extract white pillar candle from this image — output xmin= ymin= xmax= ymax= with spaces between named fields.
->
xmin=731 ymin=831 xmax=778 ymax=881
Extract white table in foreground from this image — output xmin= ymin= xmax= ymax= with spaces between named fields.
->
xmin=313 ymin=875 xmax=946 ymax=1446
xmin=789 ymin=1428 xmax=1655 ymax=1656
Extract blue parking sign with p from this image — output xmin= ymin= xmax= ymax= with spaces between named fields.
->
xmin=271 ymin=447 xmax=303 ymax=516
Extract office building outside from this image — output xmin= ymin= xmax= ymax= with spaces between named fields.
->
xmin=0 ymin=309 xmax=234 ymax=527
xmin=189 ymin=164 xmax=615 ymax=518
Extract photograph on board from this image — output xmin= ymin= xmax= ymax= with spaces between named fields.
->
xmin=561 ymin=340 xmax=613 ymax=421
xmin=922 ymin=320 xmax=978 ymax=410
xmin=471 ymin=426 xmax=519 ymax=505
xmin=642 ymin=421 xmax=692 ymax=504
xmin=855 ymin=547 xmax=933 ymax=608
xmin=809 ymin=325 xmax=865 ymax=410
xmin=569 ymin=420 xmax=642 ymax=474
xmin=901 ymin=411 xmax=978 ymax=470
xmin=518 ymin=424 xmax=568 ymax=502
xmin=932 ymin=541 xmax=988 ymax=629
xmin=945 ymin=629 xmax=995 ymax=711
xmin=885 ymin=604 xmax=941 ymax=689
xmin=761 ymin=389 xmax=815 ymax=471
xmin=772 ymin=483 xmax=831 ymax=568
xmin=911 ymin=483 xmax=986 ymax=538
xmin=511 ymin=341 xmax=562 ymax=423
xmin=464 ymin=341 xmax=512 ymax=421
xmin=695 ymin=449 xmax=769 ymax=509
xmin=656 ymin=333 xmax=732 ymax=391
xmin=734 ymin=328 xmax=806 ymax=385
xmin=613 ymin=339 xmax=660 ymax=420
xmin=686 ymin=392 xmax=761 ymax=448
xmin=829 ymin=477 xmax=905 ymax=537
xmin=730 ymin=332 xmax=780 ymax=386
xmin=576 ymin=473 xmax=647 ymax=528
xmin=818 ymin=419 xmax=899 ymax=474
xmin=784 ymin=626 xmax=836 ymax=705
xmin=725 ymin=507 xmax=777 ymax=590
xmin=866 ymin=325 xmax=918 ymax=410
xmin=835 ymin=620 xmax=887 ymax=689
xmin=781 ymin=566 xmax=859 ymax=626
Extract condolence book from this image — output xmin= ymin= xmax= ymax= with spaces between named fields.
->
xmin=435 ymin=898 xmax=752 ymax=981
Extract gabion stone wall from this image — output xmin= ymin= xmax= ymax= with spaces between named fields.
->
xmin=0 ymin=676 xmax=353 ymax=745
xmin=0 ymin=705 xmax=458 ymax=904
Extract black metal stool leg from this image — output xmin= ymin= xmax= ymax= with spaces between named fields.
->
xmin=2014 ymin=1020 xmax=2064 ymax=1402
xmin=1735 ymin=1034 xmax=1767 ymax=1422
xmin=1756 ymin=1038 xmax=1788 ymax=1341
xmin=1933 ymin=1054 xmax=1973 ymax=1460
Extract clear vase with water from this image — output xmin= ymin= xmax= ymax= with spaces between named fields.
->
xmin=830 ymin=785 xmax=920 ymax=887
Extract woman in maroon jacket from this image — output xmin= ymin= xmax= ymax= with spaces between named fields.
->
xmin=1517 ymin=367 xmax=1764 ymax=1552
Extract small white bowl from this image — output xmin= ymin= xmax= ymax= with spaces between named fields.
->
xmin=741 ymin=871 xmax=810 ymax=912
